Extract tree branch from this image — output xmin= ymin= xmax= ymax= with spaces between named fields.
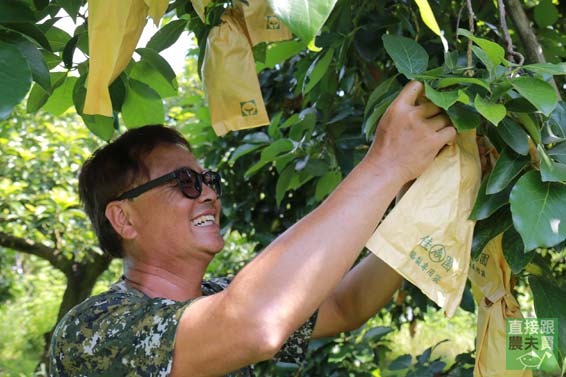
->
xmin=504 ymin=0 xmax=561 ymax=98
xmin=0 ymin=231 xmax=66 ymax=270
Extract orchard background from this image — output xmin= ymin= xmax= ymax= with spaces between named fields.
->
xmin=0 ymin=0 xmax=565 ymax=375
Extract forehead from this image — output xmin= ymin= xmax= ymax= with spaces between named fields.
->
xmin=145 ymin=143 xmax=201 ymax=178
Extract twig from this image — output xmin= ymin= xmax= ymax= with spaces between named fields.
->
xmin=465 ymin=0 xmax=475 ymax=76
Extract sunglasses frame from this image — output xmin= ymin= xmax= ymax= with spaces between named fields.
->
xmin=115 ymin=167 xmax=222 ymax=201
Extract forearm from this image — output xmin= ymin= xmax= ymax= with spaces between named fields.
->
xmin=331 ymin=253 xmax=403 ymax=329
xmin=226 ymin=158 xmax=405 ymax=339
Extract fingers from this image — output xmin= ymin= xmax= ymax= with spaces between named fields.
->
xmin=416 ymin=101 xmax=443 ymax=118
xmin=435 ymin=125 xmax=457 ymax=146
xmin=426 ymin=113 xmax=452 ymax=131
xmin=395 ymin=81 xmax=424 ymax=106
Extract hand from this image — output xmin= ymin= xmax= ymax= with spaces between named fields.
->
xmin=366 ymin=81 xmax=456 ymax=183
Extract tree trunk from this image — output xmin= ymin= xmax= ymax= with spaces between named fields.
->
xmin=37 ymin=253 xmax=112 ymax=372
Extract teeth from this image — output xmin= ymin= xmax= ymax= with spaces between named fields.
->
xmin=191 ymin=214 xmax=216 ymax=227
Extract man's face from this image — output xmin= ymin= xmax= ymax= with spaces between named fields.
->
xmin=124 ymin=144 xmax=224 ymax=262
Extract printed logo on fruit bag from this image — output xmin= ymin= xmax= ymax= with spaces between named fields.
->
xmin=265 ymin=15 xmax=281 ymax=30
xmin=408 ymin=236 xmax=453 ymax=284
xmin=470 ymin=250 xmax=490 ymax=277
xmin=506 ymin=318 xmax=559 ymax=371
xmin=240 ymin=100 xmax=258 ymax=116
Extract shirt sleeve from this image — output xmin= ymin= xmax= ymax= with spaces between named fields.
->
xmin=50 ymin=291 xmax=194 ymax=377
xmin=272 ymin=310 xmax=318 ymax=364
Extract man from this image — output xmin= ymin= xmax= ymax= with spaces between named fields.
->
xmin=49 ymin=81 xmax=455 ymax=376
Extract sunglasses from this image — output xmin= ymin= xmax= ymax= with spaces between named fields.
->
xmin=116 ymin=167 xmax=222 ymax=201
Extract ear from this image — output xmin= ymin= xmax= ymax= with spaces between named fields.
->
xmin=105 ymin=201 xmax=137 ymax=240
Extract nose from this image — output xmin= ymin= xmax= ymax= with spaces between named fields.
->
xmin=198 ymin=180 xmax=219 ymax=202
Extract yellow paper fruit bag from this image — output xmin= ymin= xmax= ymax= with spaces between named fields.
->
xmin=470 ymin=234 xmax=531 ymax=377
xmin=366 ymin=130 xmax=481 ymax=317
xmin=235 ymin=0 xmax=292 ymax=46
xmin=84 ymin=0 xmax=168 ymax=117
xmin=202 ymin=9 xmax=270 ymax=136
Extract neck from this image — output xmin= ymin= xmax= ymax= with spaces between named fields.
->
xmin=123 ymin=255 xmax=210 ymax=301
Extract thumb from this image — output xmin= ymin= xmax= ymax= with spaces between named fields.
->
xmin=395 ymin=81 xmax=424 ymax=106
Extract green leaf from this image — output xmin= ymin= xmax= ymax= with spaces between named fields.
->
xmin=458 ymin=28 xmax=505 ymax=67
xmin=45 ymin=26 xmax=72 ymax=52
xmin=486 ymin=148 xmax=529 ymax=194
xmin=510 ymin=170 xmax=566 ymax=250
xmin=424 ymin=84 xmax=468 ymax=110
xmin=496 ymin=117 xmax=529 ymax=156
xmin=539 ymin=145 xmax=566 ymax=183
xmin=472 ymin=206 xmax=513 ymax=259
xmin=446 ymin=103 xmax=481 ymax=131
xmin=135 ymin=48 xmax=177 ymax=84
xmin=389 ymin=354 xmax=412 ymax=370
xmin=542 ymin=102 xmax=566 ymax=144
xmin=121 ymin=79 xmax=165 ymax=129
xmin=0 ymin=41 xmax=32 ymax=120
xmin=8 ymin=35 xmax=51 ymax=92
xmin=511 ymin=77 xmax=558 ymax=117
xmin=26 ymin=71 xmax=66 ymax=113
xmin=364 ymin=75 xmax=400 ymax=118
xmin=315 ymin=170 xmax=342 ymax=201
xmin=81 ymin=114 xmax=114 ymax=141
xmin=534 ymin=0 xmax=559 ymax=28
xmin=129 ymin=60 xmax=177 ymax=98
xmin=514 ymin=112 xmax=541 ymax=145
xmin=55 ymin=0 xmax=83 ymax=22
xmin=502 ymin=227 xmax=533 ymax=274
xmin=470 ymin=177 xmax=512 ymax=220
xmin=244 ymin=139 xmax=295 ymax=178
xmin=303 ymin=48 xmax=334 ymax=94
xmin=146 ymin=19 xmax=187 ymax=52
xmin=229 ymin=143 xmax=264 ymax=163
xmin=1 ymin=22 xmax=51 ymax=50
xmin=62 ymin=34 xmax=78 ymax=69
xmin=436 ymin=77 xmax=491 ymax=92
xmin=529 ymin=276 xmax=566 ymax=367
xmin=548 ymin=142 xmax=566 ymax=164
xmin=523 ymin=62 xmax=566 ymax=76
xmin=0 ymin=0 xmax=36 ymax=23
xmin=363 ymin=91 xmax=398 ymax=139
xmin=382 ymin=35 xmax=428 ymax=80
xmin=276 ymin=164 xmax=294 ymax=206
xmin=42 ymin=76 xmax=77 ymax=116
xmin=268 ymin=0 xmax=338 ymax=45
xmin=256 ymin=40 xmax=305 ymax=72
xmin=474 ymin=95 xmax=506 ymax=126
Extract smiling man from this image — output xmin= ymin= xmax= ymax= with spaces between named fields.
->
xmin=49 ymin=81 xmax=455 ymax=376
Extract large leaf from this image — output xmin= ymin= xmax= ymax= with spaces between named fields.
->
xmin=446 ymin=103 xmax=481 ymax=131
xmin=81 ymin=114 xmax=115 ymax=141
xmin=303 ymin=48 xmax=334 ymax=94
xmin=534 ymin=0 xmax=559 ymax=28
xmin=542 ymin=101 xmax=566 ymax=144
xmin=364 ymin=75 xmax=400 ymax=118
xmin=548 ymin=142 xmax=566 ymax=163
xmin=474 ymin=95 xmax=506 ymax=126
xmin=458 ymin=28 xmax=505 ymax=67
xmin=502 ymin=227 xmax=533 ymax=274
xmin=436 ymin=77 xmax=491 ymax=92
xmin=42 ymin=76 xmax=77 ymax=116
xmin=496 ymin=117 xmax=529 ymax=156
xmin=1 ymin=22 xmax=51 ymax=50
xmin=539 ymin=145 xmax=566 ymax=183
xmin=472 ymin=206 xmax=513 ymax=258
xmin=256 ymin=40 xmax=305 ymax=72
xmin=382 ymin=35 xmax=428 ymax=80
xmin=510 ymin=170 xmax=566 ymax=250
xmin=135 ymin=48 xmax=177 ymax=84
xmin=425 ymin=83 xmax=468 ymax=110
xmin=56 ymin=0 xmax=83 ymax=22
xmin=0 ymin=41 xmax=32 ymax=120
xmin=7 ymin=35 xmax=51 ymax=92
xmin=121 ymin=79 xmax=165 ymax=128
xmin=315 ymin=170 xmax=342 ymax=201
xmin=268 ymin=0 xmax=337 ymax=45
xmin=523 ymin=62 xmax=566 ymax=76
xmin=129 ymin=61 xmax=176 ymax=98
xmin=470 ymin=177 xmax=512 ymax=220
xmin=146 ymin=19 xmax=187 ymax=52
xmin=486 ymin=148 xmax=529 ymax=194
xmin=529 ymin=276 xmax=566 ymax=366
xmin=0 ymin=0 xmax=36 ymax=23
xmin=511 ymin=77 xmax=558 ymax=117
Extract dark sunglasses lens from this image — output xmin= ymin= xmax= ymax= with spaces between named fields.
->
xmin=178 ymin=169 xmax=200 ymax=198
xmin=203 ymin=171 xmax=222 ymax=197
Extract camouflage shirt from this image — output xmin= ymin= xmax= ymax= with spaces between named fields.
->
xmin=49 ymin=276 xmax=317 ymax=376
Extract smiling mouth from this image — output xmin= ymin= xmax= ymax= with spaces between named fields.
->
xmin=191 ymin=214 xmax=216 ymax=227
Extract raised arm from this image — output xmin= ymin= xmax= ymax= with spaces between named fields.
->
xmin=171 ymin=81 xmax=455 ymax=376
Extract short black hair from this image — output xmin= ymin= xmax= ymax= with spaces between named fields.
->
xmin=79 ymin=125 xmax=192 ymax=258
